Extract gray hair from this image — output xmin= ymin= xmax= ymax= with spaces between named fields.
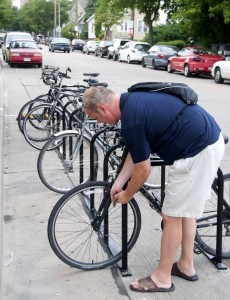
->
xmin=82 ymin=86 xmax=115 ymax=112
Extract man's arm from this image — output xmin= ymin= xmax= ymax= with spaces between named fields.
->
xmin=111 ymin=155 xmax=151 ymax=205
xmin=110 ymin=152 xmax=134 ymax=200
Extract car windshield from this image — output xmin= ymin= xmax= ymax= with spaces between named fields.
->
xmin=53 ymin=38 xmax=69 ymax=43
xmin=11 ymin=41 xmax=38 ymax=49
xmin=135 ymin=44 xmax=150 ymax=51
xmin=9 ymin=35 xmax=32 ymax=43
xmin=160 ymin=46 xmax=178 ymax=53
xmin=120 ymin=41 xmax=129 ymax=46
xmin=194 ymin=48 xmax=216 ymax=55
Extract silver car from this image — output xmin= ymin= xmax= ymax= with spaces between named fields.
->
xmin=82 ymin=41 xmax=99 ymax=55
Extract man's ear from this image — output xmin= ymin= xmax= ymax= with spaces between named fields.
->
xmin=97 ymin=104 xmax=106 ymax=113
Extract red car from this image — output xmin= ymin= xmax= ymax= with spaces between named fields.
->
xmin=167 ymin=46 xmax=224 ymax=77
xmin=8 ymin=39 xmax=43 ymax=68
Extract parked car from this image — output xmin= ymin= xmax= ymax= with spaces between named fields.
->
xmin=49 ymin=38 xmax=71 ymax=53
xmin=82 ymin=41 xmax=99 ymax=55
xmin=2 ymin=31 xmax=33 ymax=62
xmin=167 ymin=46 xmax=224 ymax=77
xmin=141 ymin=44 xmax=179 ymax=70
xmin=44 ymin=36 xmax=53 ymax=46
xmin=211 ymin=56 xmax=230 ymax=84
xmin=118 ymin=41 xmax=150 ymax=64
xmin=107 ymin=39 xmax=130 ymax=60
xmin=71 ymin=39 xmax=86 ymax=52
xmin=8 ymin=39 xmax=42 ymax=68
xmin=95 ymin=41 xmax=113 ymax=58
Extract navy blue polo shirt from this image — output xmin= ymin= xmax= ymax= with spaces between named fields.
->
xmin=120 ymin=92 xmax=221 ymax=164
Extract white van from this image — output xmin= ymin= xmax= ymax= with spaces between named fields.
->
xmin=2 ymin=31 xmax=33 ymax=62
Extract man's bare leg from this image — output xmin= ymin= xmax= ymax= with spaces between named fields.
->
xmin=130 ymin=215 xmax=182 ymax=289
xmin=177 ymin=218 xmax=197 ymax=276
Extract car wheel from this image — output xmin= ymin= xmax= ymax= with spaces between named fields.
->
xmin=141 ymin=59 xmax=146 ymax=68
xmin=87 ymin=50 xmax=89 ymax=55
xmin=67 ymin=51 xmax=70 ymax=53
xmin=113 ymin=52 xmax=117 ymax=61
xmin=72 ymin=49 xmax=74 ymax=52
xmin=127 ymin=56 xmax=131 ymax=64
xmin=100 ymin=52 xmax=103 ymax=58
xmin=184 ymin=64 xmax=191 ymax=77
xmin=167 ymin=62 xmax=173 ymax=73
xmin=9 ymin=62 xmax=14 ymax=68
xmin=49 ymin=48 xmax=51 ymax=52
xmin=95 ymin=52 xmax=98 ymax=57
xmin=37 ymin=63 xmax=42 ymax=68
xmin=51 ymin=48 xmax=54 ymax=52
xmin=107 ymin=53 xmax=111 ymax=59
xmin=214 ymin=67 xmax=224 ymax=84
xmin=152 ymin=60 xmax=157 ymax=70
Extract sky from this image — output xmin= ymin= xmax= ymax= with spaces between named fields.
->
xmin=13 ymin=0 xmax=20 ymax=8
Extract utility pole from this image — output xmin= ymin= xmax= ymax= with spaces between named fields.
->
xmin=75 ymin=0 xmax=78 ymax=38
xmin=54 ymin=0 xmax=57 ymax=37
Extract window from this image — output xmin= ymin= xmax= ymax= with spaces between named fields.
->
xmin=137 ymin=20 xmax=148 ymax=33
xmin=117 ymin=20 xmax=129 ymax=32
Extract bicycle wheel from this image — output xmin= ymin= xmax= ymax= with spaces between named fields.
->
xmin=22 ymin=103 xmax=67 ymax=150
xmin=48 ymin=181 xmax=141 ymax=270
xmin=195 ymin=173 xmax=230 ymax=258
xmin=17 ymin=95 xmax=50 ymax=133
xmin=37 ymin=131 xmax=98 ymax=193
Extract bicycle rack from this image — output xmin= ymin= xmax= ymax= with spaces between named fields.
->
xmin=200 ymin=168 xmax=227 ymax=270
xmin=90 ymin=131 xmax=228 ymax=273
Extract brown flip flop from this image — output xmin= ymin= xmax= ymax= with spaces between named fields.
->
xmin=171 ymin=262 xmax=199 ymax=281
xmin=130 ymin=276 xmax=175 ymax=293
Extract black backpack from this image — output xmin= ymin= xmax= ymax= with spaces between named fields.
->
xmin=127 ymin=82 xmax=198 ymax=105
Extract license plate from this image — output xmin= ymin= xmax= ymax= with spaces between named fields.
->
xmin=24 ymin=58 xmax=31 ymax=61
xmin=208 ymin=66 xmax=212 ymax=70
xmin=60 ymin=47 xmax=64 ymax=50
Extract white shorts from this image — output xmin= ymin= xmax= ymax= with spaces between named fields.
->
xmin=162 ymin=133 xmax=225 ymax=218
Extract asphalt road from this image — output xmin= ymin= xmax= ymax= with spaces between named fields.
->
xmin=0 ymin=46 xmax=230 ymax=300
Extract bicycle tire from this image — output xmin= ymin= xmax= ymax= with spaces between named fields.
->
xmin=37 ymin=131 xmax=98 ymax=193
xmin=22 ymin=103 xmax=67 ymax=150
xmin=195 ymin=173 xmax=230 ymax=258
xmin=48 ymin=181 xmax=142 ymax=270
xmin=17 ymin=95 xmax=50 ymax=133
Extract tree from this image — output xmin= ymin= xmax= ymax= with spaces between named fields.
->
xmin=18 ymin=0 xmax=71 ymax=36
xmin=61 ymin=23 xmax=75 ymax=40
xmin=168 ymin=0 xmax=230 ymax=46
xmin=0 ymin=0 xmax=19 ymax=30
xmin=95 ymin=0 xmax=125 ymax=39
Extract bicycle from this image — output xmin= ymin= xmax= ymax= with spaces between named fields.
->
xmin=47 ymin=135 xmax=230 ymax=270
xmin=20 ymin=69 xmax=108 ymax=150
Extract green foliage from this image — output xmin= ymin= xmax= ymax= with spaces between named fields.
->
xmin=155 ymin=40 xmax=186 ymax=49
xmin=170 ymin=0 xmax=230 ymax=46
xmin=18 ymin=0 xmax=71 ymax=36
xmin=61 ymin=23 xmax=76 ymax=40
xmin=153 ymin=23 xmax=186 ymax=43
xmin=0 ymin=0 xmax=19 ymax=30
xmin=95 ymin=0 xmax=125 ymax=38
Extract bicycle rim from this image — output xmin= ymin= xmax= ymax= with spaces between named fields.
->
xmin=48 ymin=181 xmax=141 ymax=270
xmin=23 ymin=104 xmax=66 ymax=150
xmin=17 ymin=96 xmax=49 ymax=133
xmin=195 ymin=173 xmax=230 ymax=258
xmin=38 ymin=132 xmax=98 ymax=193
